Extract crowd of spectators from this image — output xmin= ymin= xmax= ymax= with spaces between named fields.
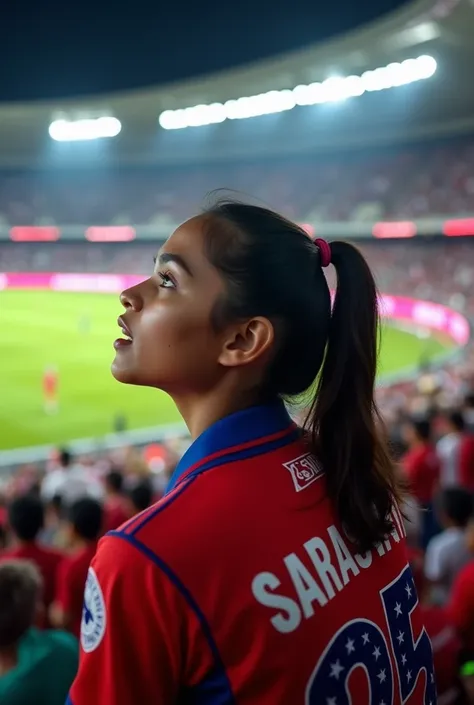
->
xmin=1 ymin=406 xmax=474 ymax=701
xmin=396 ymin=407 xmax=474 ymax=704
xmin=1 ymin=137 xmax=474 ymax=226
xmin=0 ymin=446 xmax=179 ymax=704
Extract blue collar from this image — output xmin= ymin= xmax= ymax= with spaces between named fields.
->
xmin=166 ymin=401 xmax=299 ymax=494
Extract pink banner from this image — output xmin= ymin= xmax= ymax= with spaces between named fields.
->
xmin=0 ymin=272 xmax=144 ymax=293
xmin=379 ymin=295 xmax=470 ymax=345
xmin=0 ymin=272 xmax=470 ymax=346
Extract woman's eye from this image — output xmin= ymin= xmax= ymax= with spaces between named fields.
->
xmin=158 ymin=272 xmax=175 ymax=289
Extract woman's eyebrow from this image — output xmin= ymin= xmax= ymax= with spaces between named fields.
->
xmin=156 ymin=252 xmax=193 ymax=277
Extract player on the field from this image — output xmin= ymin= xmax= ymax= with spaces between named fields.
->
xmin=42 ymin=365 xmax=59 ymax=414
xmin=69 ymin=202 xmax=435 ymax=704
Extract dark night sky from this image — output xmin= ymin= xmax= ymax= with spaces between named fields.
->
xmin=0 ymin=0 xmax=411 ymax=101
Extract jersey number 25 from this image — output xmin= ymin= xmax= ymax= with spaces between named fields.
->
xmin=306 ymin=566 xmax=436 ymax=705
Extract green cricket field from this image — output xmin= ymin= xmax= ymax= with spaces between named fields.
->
xmin=0 ymin=290 xmax=452 ymax=450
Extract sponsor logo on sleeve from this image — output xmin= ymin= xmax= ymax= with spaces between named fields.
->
xmin=81 ymin=567 xmax=106 ymax=653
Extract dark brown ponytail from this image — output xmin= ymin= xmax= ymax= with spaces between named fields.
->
xmin=304 ymin=241 xmax=400 ymax=552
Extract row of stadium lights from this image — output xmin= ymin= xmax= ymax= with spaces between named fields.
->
xmin=159 ymin=56 xmax=437 ymax=130
xmin=48 ymin=55 xmax=437 ymax=141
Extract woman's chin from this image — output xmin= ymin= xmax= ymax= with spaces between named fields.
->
xmin=111 ymin=359 xmax=136 ymax=385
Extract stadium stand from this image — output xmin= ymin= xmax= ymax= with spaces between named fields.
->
xmin=2 ymin=138 xmax=474 ymax=225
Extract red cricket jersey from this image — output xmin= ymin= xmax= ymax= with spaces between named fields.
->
xmin=68 ymin=402 xmax=436 ymax=705
xmin=402 ymin=444 xmax=439 ymax=505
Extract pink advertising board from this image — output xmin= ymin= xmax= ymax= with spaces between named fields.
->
xmin=0 ymin=272 xmax=470 ymax=347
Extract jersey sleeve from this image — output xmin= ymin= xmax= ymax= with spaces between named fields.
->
xmin=68 ymin=533 xmax=185 ymax=705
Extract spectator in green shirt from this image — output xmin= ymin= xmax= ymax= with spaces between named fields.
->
xmin=0 ymin=559 xmax=78 ymax=705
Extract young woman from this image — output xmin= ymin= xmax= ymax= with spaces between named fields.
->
xmin=69 ymin=202 xmax=435 ymax=705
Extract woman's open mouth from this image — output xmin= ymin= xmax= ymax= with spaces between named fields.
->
xmin=114 ymin=317 xmax=133 ymax=349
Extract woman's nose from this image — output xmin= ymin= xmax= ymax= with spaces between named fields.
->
xmin=119 ymin=286 xmax=143 ymax=311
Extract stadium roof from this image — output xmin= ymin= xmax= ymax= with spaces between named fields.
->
xmin=1 ymin=0 xmax=474 ymax=167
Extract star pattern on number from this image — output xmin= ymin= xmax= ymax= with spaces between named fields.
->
xmin=310 ymin=622 xmax=393 ymax=705
xmin=345 ymin=638 xmax=355 ymax=655
xmin=379 ymin=566 xmax=437 ymax=705
xmin=330 ymin=660 xmax=345 ymax=680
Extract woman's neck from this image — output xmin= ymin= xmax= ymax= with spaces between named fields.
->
xmin=174 ymin=384 xmax=264 ymax=440
xmin=0 ymin=646 xmax=18 ymax=677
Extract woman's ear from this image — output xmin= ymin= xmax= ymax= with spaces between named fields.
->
xmin=218 ymin=317 xmax=274 ymax=369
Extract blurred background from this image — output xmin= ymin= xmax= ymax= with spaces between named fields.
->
xmin=1 ymin=0 xmax=474 ymax=702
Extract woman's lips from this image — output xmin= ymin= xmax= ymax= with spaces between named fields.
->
xmin=115 ymin=316 xmax=133 ymax=349
xmin=113 ymin=338 xmax=133 ymax=349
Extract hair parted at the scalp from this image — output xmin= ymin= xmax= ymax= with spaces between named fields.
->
xmin=202 ymin=199 xmax=402 ymax=552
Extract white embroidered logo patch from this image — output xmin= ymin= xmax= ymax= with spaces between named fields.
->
xmin=81 ymin=567 xmax=106 ymax=653
xmin=284 ymin=453 xmax=323 ymax=492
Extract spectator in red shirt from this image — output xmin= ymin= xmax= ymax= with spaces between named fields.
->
xmin=103 ymin=471 xmax=128 ymax=533
xmin=402 ymin=417 xmax=440 ymax=504
xmin=402 ymin=416 xmax=440 ymax=548
xmin=50 ymin=498 xmax=103 ymax=638
xmin=0 ymin=495 xmax=64 ymax=626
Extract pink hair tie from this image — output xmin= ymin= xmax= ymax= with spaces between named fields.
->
xmin=315 ymin=238 xmax=331 ymax=268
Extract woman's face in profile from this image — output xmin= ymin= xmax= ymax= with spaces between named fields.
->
xmin=111 ymin=215 xmax=227 ymax=394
